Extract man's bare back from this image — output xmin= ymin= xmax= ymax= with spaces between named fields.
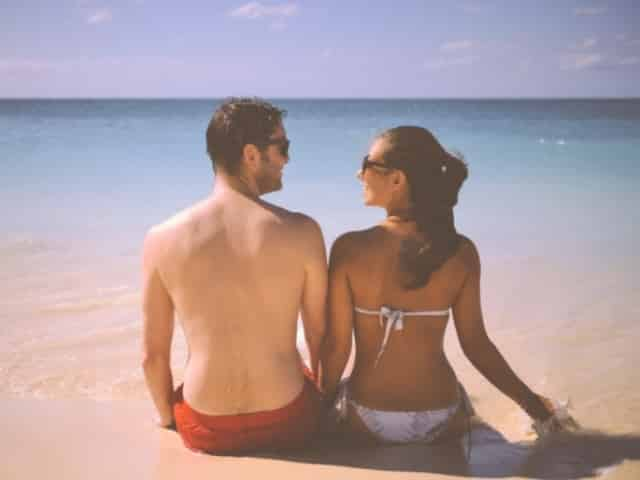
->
xmin=142 ymin=100 xmax=327 ymax=447
xmin=145 ymin=186 xmax=325 ymax=414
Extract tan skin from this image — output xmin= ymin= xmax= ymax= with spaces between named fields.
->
xmin=320 ymin=137 xmax=556 ymax=443
xmin=142 ymin=125 xmax=327 ymax=427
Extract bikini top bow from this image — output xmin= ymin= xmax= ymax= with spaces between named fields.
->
xmin=375 ymin=306 xmax=406 ymax=367
xmin=354 ymin=304 xmax=451 ymax=368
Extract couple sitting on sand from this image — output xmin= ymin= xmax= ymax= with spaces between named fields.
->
xmin=142 ymin=97 xmax=565 ymax=455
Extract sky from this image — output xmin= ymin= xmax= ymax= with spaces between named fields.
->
xmin=1 ymin=0 xmax=639 ymax=98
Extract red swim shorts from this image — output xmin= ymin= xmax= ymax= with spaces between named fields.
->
xmin=173 ymin=372 xmax=324 ymax=455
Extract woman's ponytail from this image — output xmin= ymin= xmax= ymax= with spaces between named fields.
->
xmin=379 ymin=127 xmax=468 ymax=289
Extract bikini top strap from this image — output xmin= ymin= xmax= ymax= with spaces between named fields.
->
xmin=354 ymin=306 xmax=450 ymax=367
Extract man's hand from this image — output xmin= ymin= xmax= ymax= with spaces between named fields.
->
xmin=155 ymin=414 xmax=176 ymax=431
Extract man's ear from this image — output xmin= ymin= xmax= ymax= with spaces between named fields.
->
xmin=241 ymin=143 xmax=261 ymax=173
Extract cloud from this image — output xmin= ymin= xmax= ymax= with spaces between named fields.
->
xmin=424 ymin=56 xmax=476 ymax=70
xmin=617 ymin=57 xmax=639 ymax=66
xmin=562 ymin=51 xmax=640 ymax=71
xmin=229 ymin=2 xmax=298 ymax=20
xmin=87 ymin=8 xmax=112 ymax=24
xmin=440 ymin=40 xmax=473 ymax=52
xmin=574 ymin=7 xmax=607 ymax=16
xmin=569 ymin=53 xmax=603 ymax=69
xmin=581 ymin=37 xmax=598 ymax=49
xmin=569 ymin=37 xmax=598 ymax=50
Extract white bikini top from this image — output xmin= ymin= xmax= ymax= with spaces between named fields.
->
xmin=354 ymin=305 xmax=450 ymax=368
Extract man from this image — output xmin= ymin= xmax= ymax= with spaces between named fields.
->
xmin=141 ymin=98 xmax=327 ymax=454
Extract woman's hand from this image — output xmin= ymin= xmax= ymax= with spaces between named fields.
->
xmin=531 ymin=395 xmax=580 ymax=437
xmin=536 ymin=394 xmax=557 ymax=420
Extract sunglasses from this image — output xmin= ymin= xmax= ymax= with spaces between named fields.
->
xmin=361 ymin=155 xmax=394 ymax=172
xmin=264 ymin=137 xmax=290 ymax=157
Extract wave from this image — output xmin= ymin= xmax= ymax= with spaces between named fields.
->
xmin=537 ymin=137 xmax=567 ymax=145
xmin=39 ymin=290 xmax=139 ymax=314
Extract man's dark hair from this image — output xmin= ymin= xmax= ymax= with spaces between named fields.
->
xmin=206 ymin=97 xmax=286 ymax=174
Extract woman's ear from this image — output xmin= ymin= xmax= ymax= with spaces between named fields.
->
xmin=392 ymin=170 xmax=408 ymax=190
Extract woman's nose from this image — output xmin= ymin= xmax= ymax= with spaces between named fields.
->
xmin=356 ymin=169 xmax=364 ymax=180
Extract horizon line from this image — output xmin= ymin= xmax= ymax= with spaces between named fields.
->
xmin=2 ymin=96 xmax=640 ymax=101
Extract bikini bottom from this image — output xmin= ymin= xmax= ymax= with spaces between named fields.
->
xmin=334 ymin=380 xmax=474 ymax=444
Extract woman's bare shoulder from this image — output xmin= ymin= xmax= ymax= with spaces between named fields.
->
xmin=330 ymin=227 xmax=380 ymax=263
xmin=455 ymin=234 xmax=481 ymax=273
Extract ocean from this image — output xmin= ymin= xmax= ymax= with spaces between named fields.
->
xmin=1 ymin=99 xmax=639 ymax=477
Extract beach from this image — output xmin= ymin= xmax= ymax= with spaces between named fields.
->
xmin=1 ymin=99 xmax=639 ymax=478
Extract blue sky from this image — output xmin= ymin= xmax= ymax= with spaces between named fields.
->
xmin=1 ymin=0 xmax=639 ymax=97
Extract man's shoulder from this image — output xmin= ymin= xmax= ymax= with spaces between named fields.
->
xmin=284 ymin=212 xmax=324 ymax=252
xmin=143 ymin=202 xmax=207 ymax=249
xmin=259 ymin=201 xmax=321 ymax=233
xmin=146 ymin=207 xmax=194 ymax=237
xmin=258 ymin=205 xmax=325 ymax=258
xmin=288 ymin=211 xmax=322 ymax=232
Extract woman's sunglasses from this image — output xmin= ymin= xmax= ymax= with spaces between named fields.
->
xmin=361 ymin=155 xmax=394 ymax=172
xmin=265 ymin=137 xmax=290 ymax=157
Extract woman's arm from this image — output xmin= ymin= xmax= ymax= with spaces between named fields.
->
xmin=452 ymin=239 xmax=552 ymax=421
xmin=320 ymin=234 xmax=355 ymax=402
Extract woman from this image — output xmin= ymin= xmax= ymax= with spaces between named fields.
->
xmin=321 ymin=126 xmax=562 ymax=445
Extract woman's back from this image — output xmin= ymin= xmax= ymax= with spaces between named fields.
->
xmin=321 ymin=125 xmax=558 ymax=445
xmin=337 ymin=221 xmax=471 ymax=411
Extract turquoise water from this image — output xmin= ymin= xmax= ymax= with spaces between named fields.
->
xmin=1 ymin=98 xmax=638 ymax=262
xmin=2 ymin=98 xmax=639 ymax=338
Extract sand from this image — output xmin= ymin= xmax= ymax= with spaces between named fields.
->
xmin=2 ymin=396 xmax=639 ymax=479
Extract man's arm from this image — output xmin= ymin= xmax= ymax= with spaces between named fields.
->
xmin=141 ymin=229 xmax=176 ymax=427
xmin=299 ymin=216 xmax=328 ymax=381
